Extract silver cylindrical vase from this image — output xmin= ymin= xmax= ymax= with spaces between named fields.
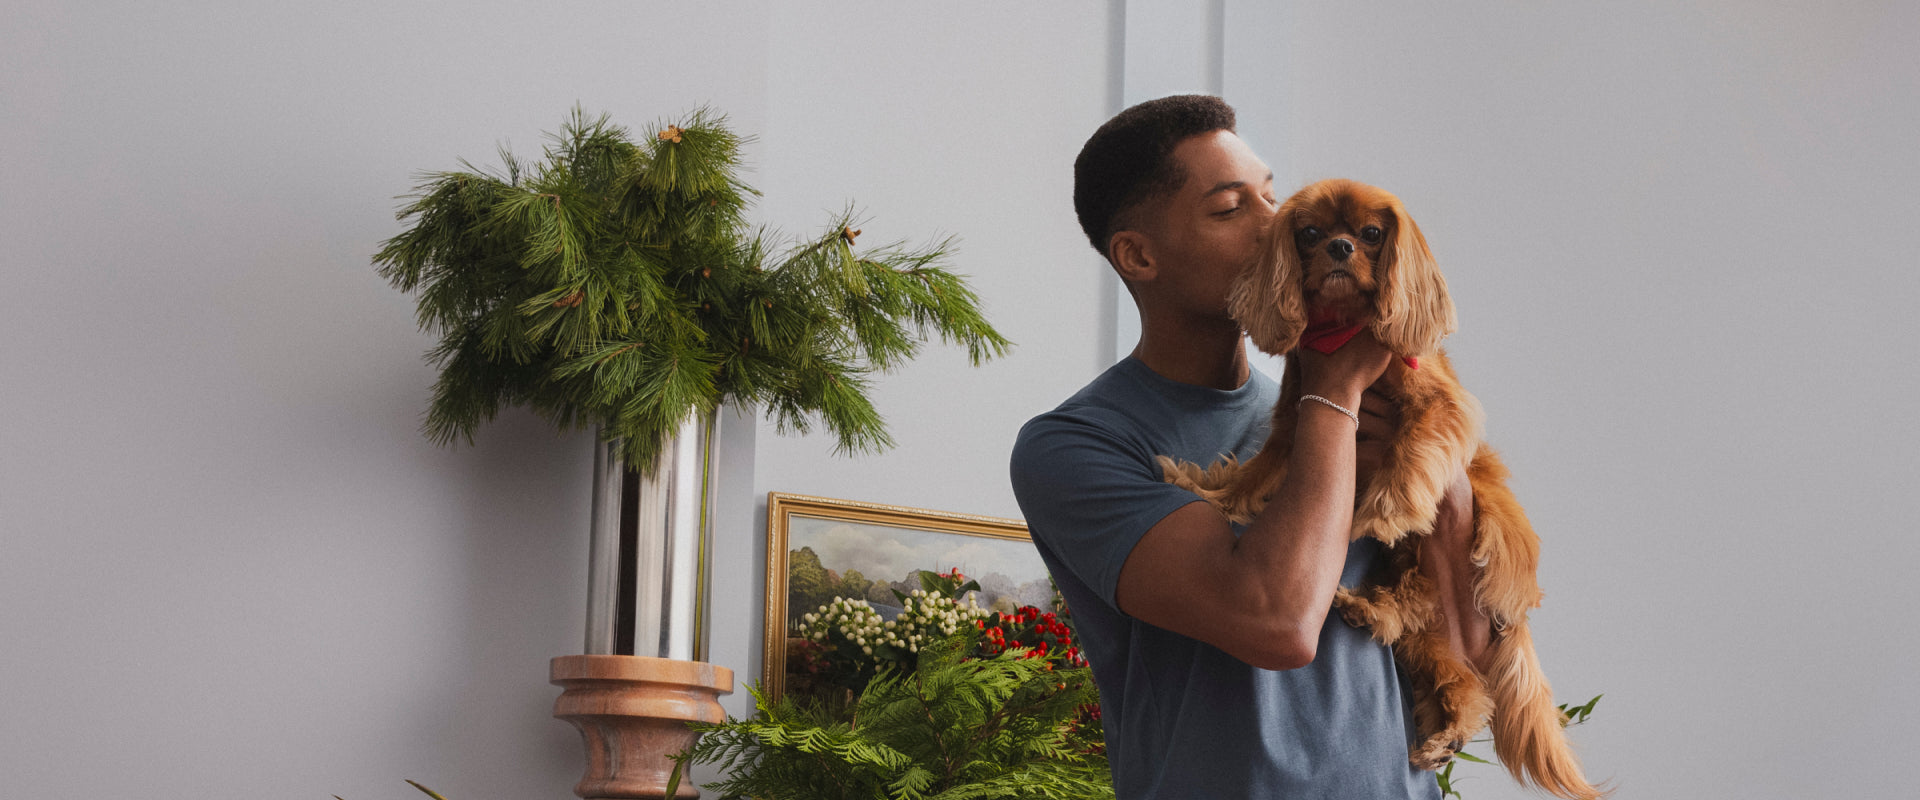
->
xmin=583 ymin=409 xmax=718 ymax=661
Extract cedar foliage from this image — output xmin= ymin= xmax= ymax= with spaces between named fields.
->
xmin=374 ymin=108 xmax=1011 ymax=467
xmin=669 ymin=629 xmax=1110 ymax=800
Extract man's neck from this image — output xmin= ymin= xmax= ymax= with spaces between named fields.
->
xmin=1130 ymin=316 xmax=1250 ymax=391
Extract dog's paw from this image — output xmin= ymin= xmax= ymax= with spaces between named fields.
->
xmin=1332 ymin=588 xmax=1386 ymax=638
xmin=1216 ymin=492 xmax=1262 ymax=526
xmin=1409 ymin=736 xmax=1467 ymax=771
xmin=1156 ymin=455 xmax=1207 ymax=491
xmin=1158 ymin=455 xmax=1258 ymax=522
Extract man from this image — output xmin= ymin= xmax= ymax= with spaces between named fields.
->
xmin=1009 ymin=95 xmax=1490 ymax=798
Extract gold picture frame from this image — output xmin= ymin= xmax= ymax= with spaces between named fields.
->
xmin=762 ymin=492 xmax=1044 ymax=700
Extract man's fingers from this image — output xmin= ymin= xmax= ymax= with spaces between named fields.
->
xmin=1358 ymin=384 xmax=1398 ymax=417
xmin=1358 ymin=395 xmax=1393 ymax=419
xmin=1355 ymin=440 xmax=1387 ymax=487
xmin=1356 ymin=386 xmax=1400 ymax=443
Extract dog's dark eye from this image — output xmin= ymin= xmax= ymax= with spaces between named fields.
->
xmin=1360 ymin=226 xmax=1385 ymax=244
xmin=1296 ymin=226 xmax=1324 ymax=245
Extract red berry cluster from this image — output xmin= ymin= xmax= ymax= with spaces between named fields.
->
xmin=973 ymin=605 xmax=1087 ymax=669
xmin=1070 ymin=702 xmax=1105 ymax=755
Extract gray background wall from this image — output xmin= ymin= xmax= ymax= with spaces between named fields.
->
xmin=3 ymin=2 xmax=1913 ymax=799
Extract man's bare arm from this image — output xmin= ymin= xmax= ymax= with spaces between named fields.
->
xmin=1423 ymin=471 xmax=1494 ymax=672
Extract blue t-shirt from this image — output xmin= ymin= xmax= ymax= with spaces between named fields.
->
xmin=1009 ymin=357 xmax=1439 ymax=800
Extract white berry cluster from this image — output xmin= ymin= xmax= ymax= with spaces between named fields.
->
xmin=799 ymin=590 xmax=989 ymax=656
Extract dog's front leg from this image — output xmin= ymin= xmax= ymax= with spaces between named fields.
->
xmin=1352 ymin=388 xmax=1476 ymax=546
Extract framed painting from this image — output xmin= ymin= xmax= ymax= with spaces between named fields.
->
xmin=762 ymin=492 xmax=1049 ymax=699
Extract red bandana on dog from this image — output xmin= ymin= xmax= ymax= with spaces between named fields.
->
xmin=1300 ymin=312 xmax=1419 ymax=369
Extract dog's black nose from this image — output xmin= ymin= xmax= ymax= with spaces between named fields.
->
xmin=1325 ymin=238 xmax=1355 ymax=261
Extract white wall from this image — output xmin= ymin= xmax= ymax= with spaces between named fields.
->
xmin=0 ymin=1 xmax=1114 ymax=799
xmin=0 ymin=2 xmax=767 ymax=799
xmin=745 ymin=4 xmax=1117 ymax=520
xmin=1226 ymin=2 xmax=1920 ymax=798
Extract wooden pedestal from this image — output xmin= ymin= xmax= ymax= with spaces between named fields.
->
xmin=551 ymin=655 xmax=734 ymax=800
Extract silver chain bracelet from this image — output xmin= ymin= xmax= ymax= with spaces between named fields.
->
xmin=1299 ymin=394 xmax=1359 ymax=427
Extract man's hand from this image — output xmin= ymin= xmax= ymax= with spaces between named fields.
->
xmin=1293 ymin=330 xmax=1396 ymax=409
xmin=1354 ymin=381 xmax=1401 ymax=490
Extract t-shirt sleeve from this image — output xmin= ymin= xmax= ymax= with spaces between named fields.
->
xmin=1008 ymin=414 xmax=1205 ymax=611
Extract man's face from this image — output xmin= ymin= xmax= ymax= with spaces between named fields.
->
xmin=1135 ymin=130 xmax=1277 ymax=319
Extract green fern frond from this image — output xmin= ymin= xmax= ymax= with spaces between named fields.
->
xmin=678 ymin=630 xmax=1108 ymax=800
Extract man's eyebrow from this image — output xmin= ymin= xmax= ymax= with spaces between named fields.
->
xmin=1202 ymin=172 xmax=1276 ymax=198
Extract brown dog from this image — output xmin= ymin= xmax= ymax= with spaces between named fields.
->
xmin=1158 ymin=179 xmax=1604 ymax=800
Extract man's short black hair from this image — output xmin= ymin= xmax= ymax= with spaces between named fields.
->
xmin=1073 ymin=94 xmax=1238 ymax=260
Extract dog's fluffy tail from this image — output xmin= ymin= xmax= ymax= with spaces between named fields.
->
xmin=1485 ymin=623 xmax=1610 ymax=800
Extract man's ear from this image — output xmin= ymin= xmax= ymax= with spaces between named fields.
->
xmin=1107 ymin=230 xmax=1158 ymax=284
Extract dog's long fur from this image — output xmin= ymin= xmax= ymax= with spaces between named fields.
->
xmin=1159 ymin=179 xmax=1605 ymax=799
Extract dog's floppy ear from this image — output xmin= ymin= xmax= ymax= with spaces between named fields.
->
xmin=1232 ymin=211 xmax=1308 ymax=355
xmin=1372 ymin=195 xmax=1456 ymax=357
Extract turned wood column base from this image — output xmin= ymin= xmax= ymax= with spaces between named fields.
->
xmin=551 ymin=655 xmax=734 ymax=800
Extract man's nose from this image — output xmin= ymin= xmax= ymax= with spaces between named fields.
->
xmin=1325 ymin=238 xmax=1355 ymax=261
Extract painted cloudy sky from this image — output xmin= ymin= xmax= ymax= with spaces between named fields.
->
xmin=790 ymin=515 xmax=1049 ymax=589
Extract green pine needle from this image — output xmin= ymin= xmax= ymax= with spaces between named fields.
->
xmin=374 ymin=106 xmax=1012 ymax=467
xmin=404 ymin=780 xmax=449 ymax=800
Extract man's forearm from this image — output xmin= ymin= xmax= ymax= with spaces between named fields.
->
xmin=1425 ymin=473 xmax=1493 ymax=671
xmin=1229 ymin=395 xmax=1368 ymax=660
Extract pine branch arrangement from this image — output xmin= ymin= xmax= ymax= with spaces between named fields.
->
xmin=669 ymin=629 xmax=1111 ymax=800
xmin=374 ymin=108 xmax=1011 ymax=467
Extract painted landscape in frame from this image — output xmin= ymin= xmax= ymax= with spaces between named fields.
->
xmin=763 ymin=492 xmax=1049 ymax=698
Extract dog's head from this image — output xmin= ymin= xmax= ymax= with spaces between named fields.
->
xmin=1230 ymin=178 xmax=1456 ymax=357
